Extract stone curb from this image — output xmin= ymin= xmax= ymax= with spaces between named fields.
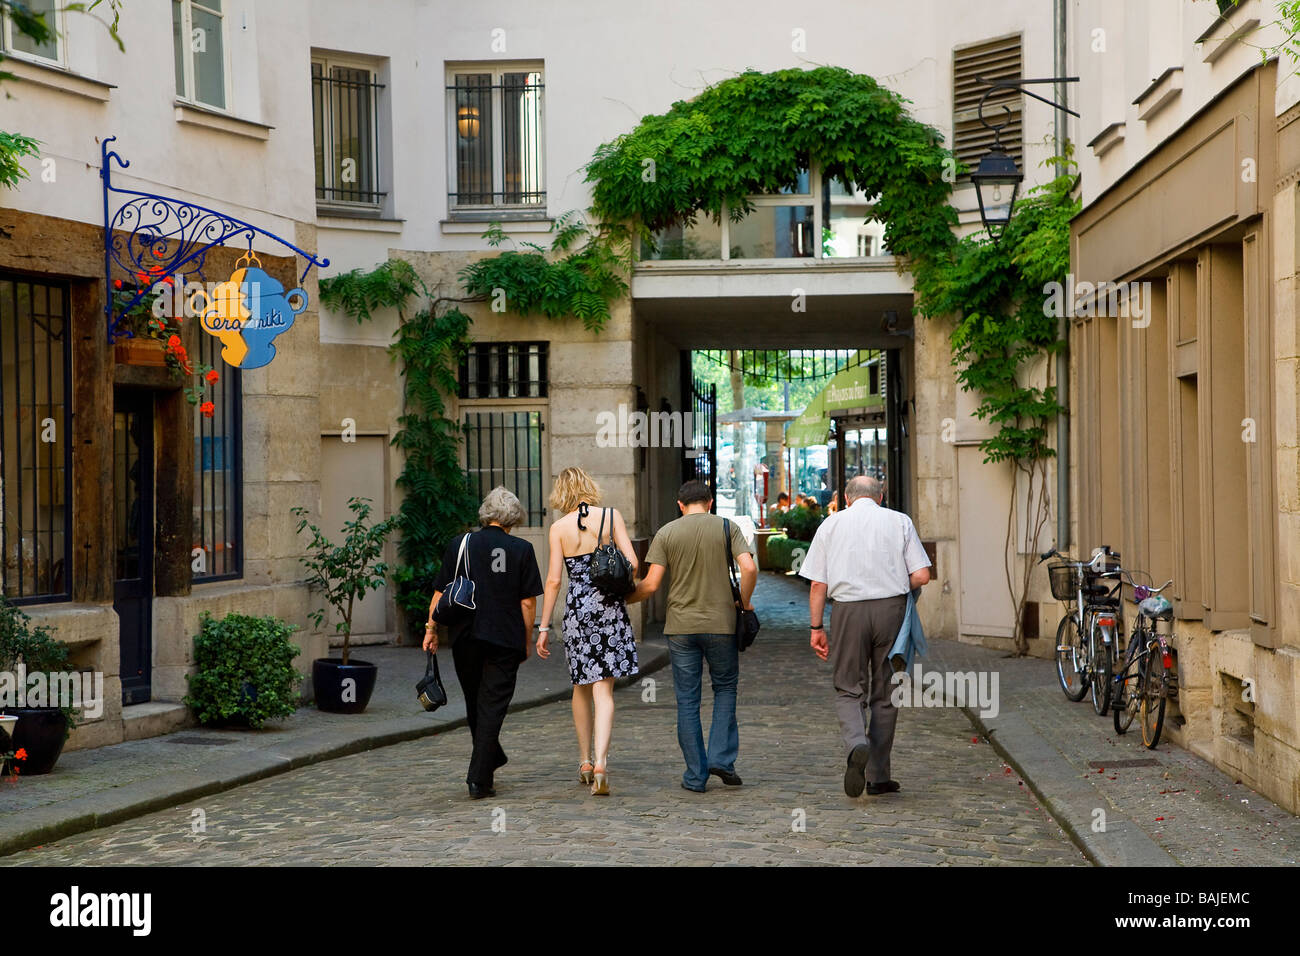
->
xmin=0 ymin=646 xmax=670 ymax=859
xmin=960 ymin=705 xmax=1178 ymax=867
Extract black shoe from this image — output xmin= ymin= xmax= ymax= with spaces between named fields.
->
xmin=844 ymin=744 xmax=870 ymax=798
xmin=681 ymin=782 xmax=707 ymax=793
xmin=866 ymin=780 xmax=901 ymax=796
xmin=709 ymin=768 xmax=743 ymax=786
xmin=467 ymin=782 xmax=496 ymax=799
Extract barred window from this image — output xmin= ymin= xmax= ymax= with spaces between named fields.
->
xmin=464 ymin=411 xmax=545 ymax=527
xmin=459 ymin=341 xmax=548 ymax=399
xmin=0 ymin=273 xmax=72 ymax=603
xmin=192 ymin=333 xmax=242 ymax=581
xmin=447 ymin=66 xmax=545 ymax=213
xmin=312 ymin=57 xmax=386 ymax=208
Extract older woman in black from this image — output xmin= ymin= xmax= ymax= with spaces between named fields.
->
xmin=425 ymin=487 xmax=543 ymax=799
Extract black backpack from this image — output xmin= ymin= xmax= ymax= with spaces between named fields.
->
xmin=590 ymin=507 xmax=635 ymax=597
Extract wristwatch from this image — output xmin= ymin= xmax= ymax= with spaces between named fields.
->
xmin=810 ymin=624 xmax=824 ymax=630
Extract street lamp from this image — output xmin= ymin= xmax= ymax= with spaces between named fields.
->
xmin=971 ymin=148 xmax=1022 ymax=242
xmin=973 ymin=75 xmax=1079 ymax=242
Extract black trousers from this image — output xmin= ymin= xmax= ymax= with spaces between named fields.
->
xmin=451 ymin=636 xmax=522 ymax=787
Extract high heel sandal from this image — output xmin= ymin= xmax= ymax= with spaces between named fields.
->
xmin=579 ymin=761 xmax=595 ymax=786
xmin=591 ymin=766 xmax=610 ymax=796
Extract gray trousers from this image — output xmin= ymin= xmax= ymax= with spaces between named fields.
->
xmin=829 ymin=594 xmax=908 ymax=781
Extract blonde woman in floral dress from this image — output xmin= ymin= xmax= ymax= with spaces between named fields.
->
xmin=537 ymin=467 xmax=639 ymax=795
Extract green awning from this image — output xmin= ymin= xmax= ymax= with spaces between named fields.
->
xmin=784 ymin=352 xmax=884 ymax=449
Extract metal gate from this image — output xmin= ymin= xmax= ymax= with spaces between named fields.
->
xmin=683 ymin=374 xmax=717 ymax=505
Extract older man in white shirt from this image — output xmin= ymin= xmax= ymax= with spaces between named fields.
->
xmin=800 ymin=475 xmax=931 ymax=798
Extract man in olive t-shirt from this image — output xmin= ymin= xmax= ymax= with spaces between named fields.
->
xmin=627 ymin=480 xmax=757 ymax=792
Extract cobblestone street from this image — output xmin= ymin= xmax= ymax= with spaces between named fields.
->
xmin=4 ymin=577 xmax=1084 ymax=866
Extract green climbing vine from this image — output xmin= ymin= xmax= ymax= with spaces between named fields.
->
xmin=458 ymin=211 xmax=631 ymax=331
xmin=585 ymin=66 xmax=958 ymax=269
xmin=319 ymin=258 xmax=477 ymax=638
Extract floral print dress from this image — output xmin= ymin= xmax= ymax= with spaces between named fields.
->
xmin=562 ymin=552 xmax=639 ymax=685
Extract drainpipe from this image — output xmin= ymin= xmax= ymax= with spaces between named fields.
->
xmin=1054 ymin=0 xmax=1071 ymax=550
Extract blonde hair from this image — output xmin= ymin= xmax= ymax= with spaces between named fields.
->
xmin=550 ymin=466 xmax=602 ymax=515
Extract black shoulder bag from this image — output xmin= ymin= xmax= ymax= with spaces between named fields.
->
xmin=723 ymin=518 xmax=760 ymax=651
xmin=590 ymin=507 xmax=635 ymax=597
xmin=433 ymin=532 xmax=476 ymax=624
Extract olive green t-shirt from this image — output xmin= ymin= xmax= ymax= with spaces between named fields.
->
xmin=644 ymin=512 xmax=750 ymax=635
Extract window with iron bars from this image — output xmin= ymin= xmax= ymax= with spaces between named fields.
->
xmin=464 ymin=410 xmax=546 ymax=527
xmin=0 ymin=273 xmax=73 ymax=604
xmin=458 ymin=342 xmax=548 ymax=399
xmin=313 ymin=57 xmax=387 ymax=208
xmin=192 ymin=332 xmax=242 ymax=582
xmin=447 ymin=66 xmax=545 ymax=215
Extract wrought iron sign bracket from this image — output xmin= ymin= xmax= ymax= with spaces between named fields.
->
xmin=101 ymin=135 xmax=329 ymax=343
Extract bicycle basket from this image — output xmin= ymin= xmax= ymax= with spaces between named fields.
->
xmin=1048 ymin=564 xmax=1078 ymax=601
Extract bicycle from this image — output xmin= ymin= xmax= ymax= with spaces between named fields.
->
xmin=1111 ymin=573 xmax=1176 ymax=748
xmin=1040 ymin=545 xmax=1123 ymax=715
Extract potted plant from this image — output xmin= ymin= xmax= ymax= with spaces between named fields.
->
xmin=291 ymin=497 xmax=397 ymax=714
xmin=0 ymin=598 xmax=78 ymax=775
xmin=184 ymin=612 xmax=301 ymax=728
xmin=111 ymin=271 xmax=223 ymax=416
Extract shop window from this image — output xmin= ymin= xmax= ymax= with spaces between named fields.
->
xmin=0 ymin=274 xmax=72 ymax=603
xmin=192 ymin=333 xmax=241 ymax=581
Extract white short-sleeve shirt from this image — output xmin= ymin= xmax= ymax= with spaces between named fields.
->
xmin=798 ymin=497 xmax=931 ymax=601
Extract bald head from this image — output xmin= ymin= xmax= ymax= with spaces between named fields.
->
xmin=845 ymin=475 xmax=883 ymax=503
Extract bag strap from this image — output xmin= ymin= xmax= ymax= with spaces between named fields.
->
xmin=722 ymin=518 xmax=742 ymax=603
xmin=597 ymin=507 xmax=609 ymax=548
xmin=454 ymin=531 xmax=471 ymax=578
xmin=426 ymin=651 xmax=442 ymax=680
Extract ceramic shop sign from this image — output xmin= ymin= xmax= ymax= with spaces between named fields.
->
xmin=188 ymin=251 xmax=308 ymax=370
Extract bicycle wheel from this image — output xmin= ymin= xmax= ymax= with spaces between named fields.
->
xmin=1140 ymin=642 xmax=1168 ymax=749
xmin=1113 ymin=629 xmax=1139 ymax=734
xmin=1055 ymin=613 xmax=1088 ymax=701
xmin=1089 ymin=620 xmax=1113 ymax=716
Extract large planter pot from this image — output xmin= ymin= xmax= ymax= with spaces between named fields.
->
xmin=311 ymin=658 xmax=378 ymax=714
xmin=0 ymin=707 xmax=67 ymax=775
xmin=753 ymin=528 xmax=777 ymax=569
xmin=114 ymin=338 xmax=168 ymax=368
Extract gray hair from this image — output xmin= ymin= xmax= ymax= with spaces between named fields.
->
xmin=478 ymin=486 xmax=527 ymax=529
xmin=845 ymin=475 xmax=883 ymax=503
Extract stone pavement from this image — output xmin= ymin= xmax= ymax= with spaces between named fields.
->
xmin=926 ymin=639 xmax=1300 ymax=866
xmin=0 ymin=619 xmax=1085 ymax=866
xmin=3 ymin=570 xmax=1295 ymax=865
xmin=0 ymin=635 xmax=666 ymax=857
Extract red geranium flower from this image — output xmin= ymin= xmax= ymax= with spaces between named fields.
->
xmin=205 ymin=369 xmax=219 ymax=384
xmin=113 ymin=278 xmax=123 ymax=290
xmin=167 ymin=334 xmax=181 ymax=349
xmin=14 ymin=749 xmax=26 ymax=761
xmin=200 ymin=402 xmax=215 ymax=418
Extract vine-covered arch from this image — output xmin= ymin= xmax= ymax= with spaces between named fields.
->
xmin=584 ymin=66 xmax=959 ymax=274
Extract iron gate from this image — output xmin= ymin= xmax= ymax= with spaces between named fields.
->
xmin=683 ymin=374 xmax=716 ymax=505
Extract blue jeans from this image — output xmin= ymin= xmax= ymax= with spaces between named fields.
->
xmin=667 ymin=633 xmax=739 ymax=790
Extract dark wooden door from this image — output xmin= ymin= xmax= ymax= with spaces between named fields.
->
xmin=114 ymin=390 xmax=154 ymax=705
